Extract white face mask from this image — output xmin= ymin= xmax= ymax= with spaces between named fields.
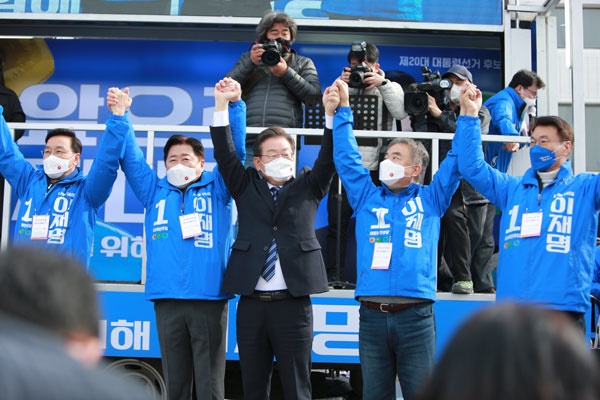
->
xmin=43 ymin=155 xmax=72 ymax=179
xmin=449 ymin=84 xmax=463 ymax=104
xmin=379 ymin=159 xmax=408 ymax=187
xmin=523 ymin=96 xmax=536 ymax=108
xmin=263 ymin=157 xmax=295 ymax=182
xmin=167 ymin=164 xmax=199 ymax=188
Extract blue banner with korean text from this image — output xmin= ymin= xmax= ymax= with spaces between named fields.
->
xmin=0 ymin=0 xmax=502 ymax=25
xmin=5 ymin=38 xmax=501 ymax=282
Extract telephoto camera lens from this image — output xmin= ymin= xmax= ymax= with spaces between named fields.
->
xmin=349 ymin=71 xmax=365 ymax=88
xmin=261 ymin=40 xmax=282 ymax=66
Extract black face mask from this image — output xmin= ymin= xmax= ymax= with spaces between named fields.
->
xmin=273 ymin=37 xmax=291 ymax=54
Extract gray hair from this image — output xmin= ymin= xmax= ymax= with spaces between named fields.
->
xmin=256 ymin=11 xmax=297 ymax=43
xmin=387 ymin=138 xmax=430 ymax=183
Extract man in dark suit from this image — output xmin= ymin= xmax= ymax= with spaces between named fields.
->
xmin=210 ymin=83 xmax=339 ymax=400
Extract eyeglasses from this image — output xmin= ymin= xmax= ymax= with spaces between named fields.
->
xmin=530 ymin=138 xmax=563 ymax=147
xmin=524 ymin=87 xmax=538 ymax=99
xmin=42 ymin=149 xmax=73 ymax=158
xmin=258 ymin=153 xmax=294 ymax=161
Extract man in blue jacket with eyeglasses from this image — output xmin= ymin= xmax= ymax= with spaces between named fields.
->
xmin=455 ymin=81 xmax=600 ymax=333
xmin=0 ymin=87 xmax=128 ymax=267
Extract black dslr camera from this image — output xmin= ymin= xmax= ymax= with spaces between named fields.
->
xmin=349 ymin=62 xmax=372 ymax=88
xmin=261 ymin=39 xmax=283 ymax=66
xmin=404 ymin=67 xmax=453 ymax=114
xmin=347 ymin=41 xmax=371 ymax=89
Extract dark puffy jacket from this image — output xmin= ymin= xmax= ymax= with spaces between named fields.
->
xmin=226 ymin=49 xmax=321 ymax=128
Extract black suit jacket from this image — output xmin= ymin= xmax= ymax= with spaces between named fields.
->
xmin=211 ymin=126 xmax=335 ymax=297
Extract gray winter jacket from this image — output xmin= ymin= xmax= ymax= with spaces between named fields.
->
xmin=226 ymin=49 xmax=321 ymax=128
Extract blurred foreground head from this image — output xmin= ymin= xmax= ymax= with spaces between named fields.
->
xmin=0 ymin=246 xmax=102 ymax=367
xmin=417 ymin=303 xmax=600 ymax=400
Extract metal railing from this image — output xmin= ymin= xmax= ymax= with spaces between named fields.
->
xmin=3 ymin=121 xmax=531 ymax=291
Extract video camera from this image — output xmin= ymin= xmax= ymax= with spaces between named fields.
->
xmin=261 ymin=39 xmax=283 ymax=66
xmin=404 ymin=67 xmax=453 ymax=114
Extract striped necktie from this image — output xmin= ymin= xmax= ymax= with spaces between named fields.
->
xmin=261 ymin=187 xmax=280 ymax=281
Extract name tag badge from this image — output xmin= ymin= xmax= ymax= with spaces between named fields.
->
xmin=371 ymin=242 xmax=393 ymax=270
xmin=521 ymin=212 xmax=543 ymax=238
xmin=30 ymin=215 xmax=50 ymax=240
xmin=179 ymin=213 xmax=202 ymax=239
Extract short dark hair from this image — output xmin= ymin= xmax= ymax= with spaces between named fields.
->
xmin=163 ymin=134 xmax=205 ymax=162
xmin=256 ymin=11 xmax=297 ymax=43
xmin=531 ymin=115 xmax=575 ymax=146
xmin=254 ymin=126 xmax=296 ymax=157
xmin=416 ymin=304 xmax=600 ymax=400
xmin=508 ymin=69 xmax=546 ymax=90
xmin=348 ymin=41 xmax=379 ymax=64
xmin=0 ymin=247 xmax=100 ymax=339
xmin=45 ymin=129 xmax=83 ymax=155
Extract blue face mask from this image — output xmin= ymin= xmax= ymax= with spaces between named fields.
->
xmin=529 ymin=143 xmax=562 ymax=172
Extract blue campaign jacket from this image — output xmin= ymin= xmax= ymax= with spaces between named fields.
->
xmin=333 ymin=107 xmax=460 ymax=301
xmin=454 ymin=115 xmax=600 ymax=313
xmin=120 ymin=101 xmax=246 ymax=301
xmin=592 ymin=246 xmax=600 ymax=300
xmin=0 ymin=105 xmax=126 ymax=267
xmin=484 ymin=87 xmax=525 ymax=173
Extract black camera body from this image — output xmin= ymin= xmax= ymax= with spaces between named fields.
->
xmin=404 ymin=67 xmax=453 ymax=114
xmin=349 ymin=62 xmax=372 ymax=88
xmin=261 ymin=39 xmax=283 ymax=66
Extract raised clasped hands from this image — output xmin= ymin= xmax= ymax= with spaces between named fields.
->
xmin=322 ymin=84 xmax=340 ymax=117
xmin=459 ymin=82 xmax=482 ymax=117
xmin=106 ymin=87 xmax=132 ymax=117
xmin=214 ymin=77 xmax=242 ymax=111
xmin=322 ymin=79 xmax=349 ymax=116
xmin=335 ymin=79 xmax=349 ymax=107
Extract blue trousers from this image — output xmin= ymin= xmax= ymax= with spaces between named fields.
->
xmin=359 ymin=302 xmax=436 ymax=400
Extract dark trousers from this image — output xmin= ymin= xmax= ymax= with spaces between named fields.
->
xmin=564 ymin=311 xmax=586 ymax=335
xmin=467 ymin=202 xmax=497 ymax=291
xmin=154 ymin=299 xmax=228 ymax=400
xmin=439 ymin=188 xmax=472 ymax=284
xmin=237 ymin=295 xmax=313 ymax=400
xmin=326 ymin=174 xmax=353 ymax=281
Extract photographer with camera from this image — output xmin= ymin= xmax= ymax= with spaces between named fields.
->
xmin=408 ymin=65 xmax=493 ymax=294
xmin=326 ymin=41 xmax=407 ymax=283
xmin=225 ymin=11 xmax=321 ymax=163
xmin=484 ymin=69 xmax=545 ymax=175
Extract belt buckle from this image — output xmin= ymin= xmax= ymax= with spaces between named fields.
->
xmin=379 ymin=303 xmax=390 ymax=313
xmin=259 ymin=293 xmax=273 ymax=302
